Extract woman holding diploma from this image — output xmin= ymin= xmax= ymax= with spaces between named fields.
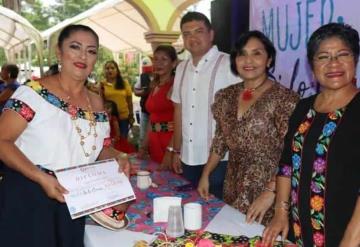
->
xmin=0 ymin=24 xmax=130 ymax=247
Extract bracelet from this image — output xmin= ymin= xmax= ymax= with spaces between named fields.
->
xmin=166 ymin=146 xmax=181 ymax=154
xmin=274 ymin=201 xmax=290 ymax=211
xmin=264 ymin=187 xmax=276 ymax=193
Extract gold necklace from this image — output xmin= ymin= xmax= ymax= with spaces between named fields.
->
xmin=58 ymin=75 xmax=98 ymax=157
xmin=71 ymin=92 xmax=98 ymax=157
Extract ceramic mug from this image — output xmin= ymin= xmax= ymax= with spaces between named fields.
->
xmin=136 ymin=170 xmax=152 ymax=189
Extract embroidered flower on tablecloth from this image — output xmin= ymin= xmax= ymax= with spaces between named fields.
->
xmin=313 ymin=232 xmax=325 ymax=246
xmin=311 ymin=195 xmax=324 ymax=211
xmin=322 ymin=122 xmax=336 ymax=137
xmin=314 ymin=158 xmax=326 ymax=173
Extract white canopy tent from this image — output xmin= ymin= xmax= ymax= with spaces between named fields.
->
xmin=42 ymin=0 xmax=153 ymax=56
xmin=0 ymin=5 xmax=44 ymax=76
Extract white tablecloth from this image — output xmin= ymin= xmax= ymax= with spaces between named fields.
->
xmin=84 ymin=205 xmax=264 ymax=247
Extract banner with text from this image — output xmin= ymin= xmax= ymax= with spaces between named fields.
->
xmin=250 ymin=0 xmax=360 ymax=97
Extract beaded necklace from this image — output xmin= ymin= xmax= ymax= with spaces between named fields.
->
xmin=58 ymin=75 xmax=98 ymax=157
xmin=242 ymin=78 xmax=268 ymax=101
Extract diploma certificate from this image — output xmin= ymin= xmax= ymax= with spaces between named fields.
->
xmin=54 ymin=159 xmax=136 ymax=219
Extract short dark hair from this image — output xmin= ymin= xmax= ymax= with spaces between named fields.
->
xmin=5 ymin=64 xmax=19 ymax=79
xmin=180 ymin=11 xmax=212 ymax=30
xmin=307 ymin=23 xmax=360 ymax=68
xmin=230 ymin=30 xmax=276 ymax=76
xmin=57 ymin=24 xmax=99 ymax=49
xmin=154 ymin=45 xmax=178 ymax=62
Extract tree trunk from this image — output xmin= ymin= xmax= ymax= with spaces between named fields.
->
xmin=2 ymin=0 xmax=21 ymax=13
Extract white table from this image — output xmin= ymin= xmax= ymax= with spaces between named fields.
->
xmin=84 ymin=205 xmax=265 ymax=247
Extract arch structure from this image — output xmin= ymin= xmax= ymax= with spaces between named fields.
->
xmin=41 ymin=0 xmax=202 ymax=64
xmin=0 ymin=5 xmax=44 ymax=76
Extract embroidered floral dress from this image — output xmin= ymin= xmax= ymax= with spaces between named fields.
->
xmin=210 ymin=82 xmax=299 ymax=225
xmin=3 ymin=80 xmax=110 ymax=170
xmin=277 ymin=94 xmax=360 ymax=247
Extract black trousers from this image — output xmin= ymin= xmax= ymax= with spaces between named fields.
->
xmin=0 ymin=167 xmax=85 ymax=247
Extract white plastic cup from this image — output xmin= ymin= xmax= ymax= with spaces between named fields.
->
xmin=166 ymin=206 xmax=184 ymax=238
xmin=184 ymin=202 xmax=202 ymax=230
xmin=136 ymin=170 xmax=152 ymax=190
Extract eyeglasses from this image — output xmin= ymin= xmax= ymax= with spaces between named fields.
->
xmin=313 ymin=51 xmax=354 ymax=64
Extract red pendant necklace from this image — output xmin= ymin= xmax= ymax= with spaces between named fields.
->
xmin=242 ymin=78 xmax=268 ymax=101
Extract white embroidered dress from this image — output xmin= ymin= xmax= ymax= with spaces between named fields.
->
xmin=3 ymin=81 xmax=110 ymax=170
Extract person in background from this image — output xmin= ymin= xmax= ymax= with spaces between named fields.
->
xmin=171 ymin=11 xmax=239 ymax=199
xmin=0 ymin=64 xmax=20 ymax=112
xmin=139 ymin=45 xmax=177 ymax=168
xmin=101 ymin=60 xmax=134 ymax=138
xmin=134 ymin=60 xmax=152 ymax=150
xmin=104 ymin=100 xmax=122 ymax=146
xmin=0 ymin=24 xmax=130 ymax=247
xmin=197 ymin=30 xmax=299 ymax=225
xmin=263 ymin=23 xmax=360 ymax=246
xmin=45 ymin=63 xmax=59 ymax=76
xmin=104 ymin=100 xmax=135 ymax=153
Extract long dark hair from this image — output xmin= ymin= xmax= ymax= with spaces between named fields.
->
xmin=104 ymin=60 xmax=125 ymax=90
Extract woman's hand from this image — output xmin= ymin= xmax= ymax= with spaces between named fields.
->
xmin=171 ymin=153 xmax=183 ymax=174
xmin=128 ymin=115 xmax=135 ymax=127
xmin=158 ymin=151 xmax=172 ymax=171
xmin=262 ymin=210 xmax=289 ymax=246
xmin=339 ymin=237 xmax=360 ymax=247
xmin=197 ymin=174 xmax=210 ymax=200
xmin=246 ymin=190 xmax=275 ymax=224
xmin=37 ymin=172 xmax=68 ymax=203
xmin=116 ymin=153 xmax=131 ymax=177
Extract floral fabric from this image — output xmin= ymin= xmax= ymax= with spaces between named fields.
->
xmin=277 ymin=94 xmax=360 ymax=247
xmin=210 ymin=82 xmax=299 ymax=225
xmin=278 ymin=107 xmax=344 ymax=246
xmin=3 ymin=98 xmax=35 ymax=122
xmin=26 ymin=80 xmax=108 ymax=122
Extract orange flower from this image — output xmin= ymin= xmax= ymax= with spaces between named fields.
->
xmin=310 ymin=195 xmax=324 ymax=211
xmin=328 ymin=112 xmax=337 ymax=120
xmin=293 ymin=222 xmax=301 ymax=237
xmin=298 ymin=121 xmax=310 ymax=134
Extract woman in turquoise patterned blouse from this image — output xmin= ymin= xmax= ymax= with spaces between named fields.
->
xmin=263 ymin=23 xmax=360 ymax=247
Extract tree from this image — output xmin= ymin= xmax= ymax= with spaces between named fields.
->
xmin=21 ymin=0 xmax=52 ymax=31
xmin=50 ymin=0 xmax=102 ymax=23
